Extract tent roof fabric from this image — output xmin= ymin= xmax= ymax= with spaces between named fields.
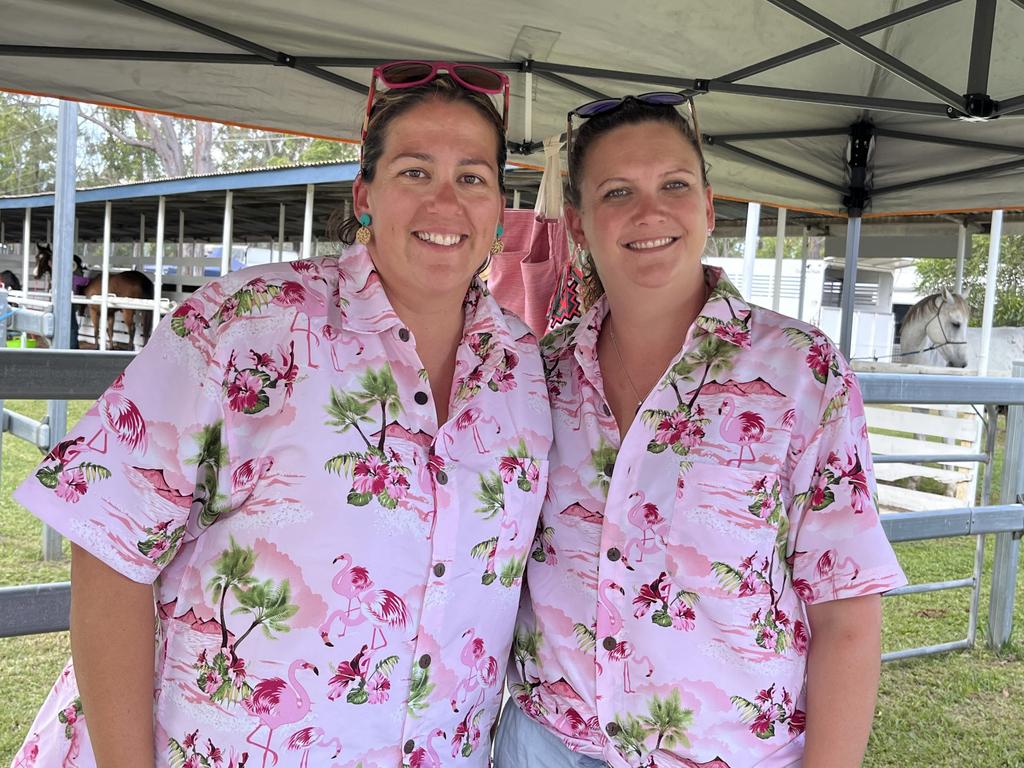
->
xmin=2 ymin=0 xmax=1024 ymax=215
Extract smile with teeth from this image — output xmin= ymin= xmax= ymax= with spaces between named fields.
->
xmin=415 ymin=231 xmax=466 ymax=247
xmin=625 ymin=236 xmax=677 ymax=250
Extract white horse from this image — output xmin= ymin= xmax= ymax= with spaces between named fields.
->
xmin=898 ymin=288 xmax=970 ymax=368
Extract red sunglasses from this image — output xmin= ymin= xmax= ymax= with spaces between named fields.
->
xmin=361 ymin=60 xmax=511 ymax=145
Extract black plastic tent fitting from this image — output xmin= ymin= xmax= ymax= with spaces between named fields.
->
xmin=958 ymin=93 xmax=998 ymax=119
xmin=843 ymin=121 xmax=874 ymax=216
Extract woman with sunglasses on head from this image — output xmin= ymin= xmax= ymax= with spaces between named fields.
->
xmin=12 ymin=62 xmax=551 ymax=768
xmin=497 ymin=95 xmax=905 ymax=768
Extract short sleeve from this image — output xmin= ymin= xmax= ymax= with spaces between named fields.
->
xmin=786 ymin=349 xmax=907 ymax=604
xmin=13 ymin=284 xmax=229 ymax=584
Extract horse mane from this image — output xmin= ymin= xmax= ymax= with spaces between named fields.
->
xmin=903 ymin=290 xmax=968 ymax=329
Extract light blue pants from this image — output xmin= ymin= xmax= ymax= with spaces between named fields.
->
xmin=493 ymin=702 xmax=608 ymax=768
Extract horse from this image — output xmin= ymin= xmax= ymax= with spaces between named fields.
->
xmin=898 ymin=288 xmax=970 ymax=368
xmin=36 ymin=244 xmax=155 ymax=349
xmin=0 ymin=270 xmax=21 ymax=291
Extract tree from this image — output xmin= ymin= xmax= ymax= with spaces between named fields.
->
xmin=916 ymin=234 xmax=1024 ymax=326
xmin=0 ymin=93 xmax=56 ymax=195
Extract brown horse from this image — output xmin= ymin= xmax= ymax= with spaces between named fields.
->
xmin=36 ymin=244 xmax=155 ymax=349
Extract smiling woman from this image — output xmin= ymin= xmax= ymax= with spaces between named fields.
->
xmin=10 ymin=65 xmax=552 ymax=768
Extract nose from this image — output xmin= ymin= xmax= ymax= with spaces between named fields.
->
xmin=427 ymin=177 xmax=461 ymax=214
xmin=631 ymin=191 xmax=668 ymax=227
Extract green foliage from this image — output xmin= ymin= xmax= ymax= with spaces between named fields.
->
xmin=916 ymin=235 xmax=1024 ymax=326
xmin=0 ymin=94 xmax=56 ymax=195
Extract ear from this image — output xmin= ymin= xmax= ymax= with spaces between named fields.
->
xmin=564 ymin=203 xmax=587 ymax=250
xmin=942 ymin=286 xmax=953 ymax=303
xmin=704 ymin=185 xmax=715 ymax=234
xmin=352 ymin=173 xmax=370 ymax=218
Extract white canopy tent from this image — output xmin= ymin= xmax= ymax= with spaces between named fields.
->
xmin=2 ymin=0 xmax=1023 ymax=354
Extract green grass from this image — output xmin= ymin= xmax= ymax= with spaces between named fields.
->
xmin=1 ymin=401 xmax=1022 ymax=766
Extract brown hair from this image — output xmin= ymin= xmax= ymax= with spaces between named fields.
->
xmin=565 ymin=97 xmax=709 ymax=308
xmin=334 ymin=75 xmax=507 ymax=245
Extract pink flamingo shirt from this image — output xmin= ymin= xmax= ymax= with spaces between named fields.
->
xmin=12 ymin=245 xmax=552 ymax=768
xmin=509 ymin=267 xmax=905 ymax=768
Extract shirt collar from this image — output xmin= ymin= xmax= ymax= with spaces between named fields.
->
xmin=338 ymin=243 xmax=521 ymax=357
xmin=571 ymin=265 xmax=753 ymax=374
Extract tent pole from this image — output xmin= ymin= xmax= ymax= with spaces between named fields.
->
xmin=798 ymin=227 xmax=809 ymax=322
xmin=524 ymin=71 xmax=533 ymax=145
xmin=741 ymin=202 xmax=760 ymax=301
xmin=839 ymin=217 xmax=861 ymax=358
xmin=772 ymin=208 xmax=787 ymax=311
xmin=221 ymin=190 xmax=234 ymax=276
xmin=277 ymin=203 xmax=285 ymax=263
xmin=43 ymin=99 xmax=78 ymax=560
xmin=99 ymin=201 xmax=112 ymax=351
xmin=21 ymin=207 xmax=31 ymax=293
xmin=153 ymin=196 xmax=165 ymax=338
xmin=176 ymin=209 xmax=185 ymax=294
xmin=976 ymin=210 xmax=1002 ymax=376
xmin=955 ymin=223 xmax=968 ymax=294
xmin=303 ymin=184 xmax=315 ymax=260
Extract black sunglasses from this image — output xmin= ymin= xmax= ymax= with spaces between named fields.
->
xmin=565 ymin=91 xmax=704 ymax=176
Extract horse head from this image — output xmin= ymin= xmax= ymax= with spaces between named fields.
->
xmin=929 ymin=288 xmax=969 ymax=368
xmin=34 ymin=243 xmax=52 ymax=278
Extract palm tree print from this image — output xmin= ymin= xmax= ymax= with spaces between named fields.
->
xmin=193 ymin=540 xmax=298 ymax=705
xmin=611 ymin=691 xmax=694 ymax=762
xmin=185 ymin=421 xmax=228 ymax=530
xmin=407 ymin=663 xmax=436 ymax=718
xmin=324 ymin=365 xmax=411 ymax=509
xmin=590 ymin=440 xmax=618 ymax=496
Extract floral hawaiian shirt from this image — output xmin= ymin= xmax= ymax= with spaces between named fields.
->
xmin=509 ymin=267 xmax=905 ymax=768
xmin=13 ymin=244 xmax=552 ymax=768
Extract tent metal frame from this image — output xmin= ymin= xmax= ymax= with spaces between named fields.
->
xmin=3 ymin=0 xmax=1024 ymax=355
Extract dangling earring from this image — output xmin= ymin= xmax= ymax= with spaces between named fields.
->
xmin=356 ymin=213 xmax=372 ymax=245
xmin=490 ymin=223 xmax=505 ymax=255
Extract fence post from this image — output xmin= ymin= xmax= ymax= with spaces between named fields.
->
xmin=988 ymin=360 xmax=1024 ymax=649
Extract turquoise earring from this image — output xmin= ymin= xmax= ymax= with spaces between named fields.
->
xmin=356 ymin=213 xmax=372 ymax=245
xmin=490 ymin=223 xmax=505 ymax=255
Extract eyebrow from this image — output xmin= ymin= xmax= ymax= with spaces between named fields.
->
xmin=596 ymin=167 xmax=699 ymax=189
xmin=390 ymin=152 xmax=495 ymax=168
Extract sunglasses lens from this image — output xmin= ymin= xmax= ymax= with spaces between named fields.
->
xmin=575 ymin=98 xmax=625 ymax=118
xmin=639 ymin=92 xmax=687 ymax=106
xmin=452 ymin=64 xmax=505 ymax=93
xmin=380 ymin=61 xmax=433 ymax=86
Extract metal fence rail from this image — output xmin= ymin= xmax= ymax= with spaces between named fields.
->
xmin=1 ymin=352 xmax=1023 ymax=657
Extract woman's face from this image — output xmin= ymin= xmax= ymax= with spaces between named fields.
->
xmin=565 ymin=120 xmax=714 ymax=298
xmin=353 ymin=98 xmax=504 ymax=301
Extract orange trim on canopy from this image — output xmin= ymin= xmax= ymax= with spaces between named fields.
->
xmin=2 ymin=86 xmax=360 ymax=145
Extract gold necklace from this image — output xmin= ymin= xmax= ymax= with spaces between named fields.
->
xmin=607 ymin=321 xmax=647 ymax=414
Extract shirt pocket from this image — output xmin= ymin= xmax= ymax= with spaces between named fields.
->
xmin=666 ymin=461 xmax=789 ymax=595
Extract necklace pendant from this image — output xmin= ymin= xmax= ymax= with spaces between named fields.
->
xmin=634 ymin=401 xmax=643 ymax=414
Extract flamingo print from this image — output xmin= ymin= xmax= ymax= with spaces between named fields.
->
xmin=718 ymin=397 xmax=766 ymax=466
xmin=596 ymin=579 xmax=625 ymax=637
xmin=243 ymin=659 xmax=319 ymax=768
xmin=85 ymin=371 xmax=147 ymax=455
xmin=12 ymin=731 xmax=39 ymax=767
xmin=286 ymin=726 xmax=343 ymax=767
xmin=409 ymin=728 xmax=447 ymax=768
xmin=319 ymin=555 xmax=408 ymax=650
xmin=623 ymin=491 xmax=667 ymax=565
xmin=443 ymin=406 xmax=501 ymax=457
xmin=451 ymin=628 xmax=499 ymax=711
xmin=816 ymin=549 xmax=861 ymax=600
xmin=605 ymin=639 xmax=654 ymax=694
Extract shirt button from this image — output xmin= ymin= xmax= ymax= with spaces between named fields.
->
xmin=414 ymin=391 xmax=429 ymax=405
xmin=602 ymin=636 xmax=618 ymax=651
xmin=403 ymin=739 xmax=415 ymax=754
xmin=398 ymin=327 xmax=411 ymax=342
xmin=606 ymin=722 xmax=621 ymax=737
xmin=604 ymin=461 xmax=615 ymax=477
xmin=607 ymin=547 xmax=621 ymax=562
xmin=435 ymin=470 xmax=448 ymax=485
xmin=433 ymin=562 xmax=446 ymax=577
xmin=418 ymin=653 xmax=431 ymax=669
xmin=602 ymin=403 xmax=611 ymax=417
